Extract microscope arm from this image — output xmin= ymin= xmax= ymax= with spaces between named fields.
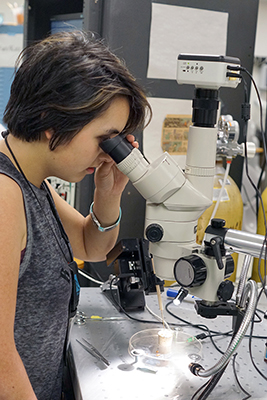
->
xmin=218 ymin=228 xmax=267 ymax=259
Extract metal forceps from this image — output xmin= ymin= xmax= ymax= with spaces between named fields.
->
xmin=74 ymin=310 xmax=125 ymax=325
xmin=76 ymin=338 xmax=110 ymax=367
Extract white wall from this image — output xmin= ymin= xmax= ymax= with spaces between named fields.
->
xmin=254 ymin=0 xmax=267 ymax=57
xmin=249 ymin=0 xmax=267 ymax=133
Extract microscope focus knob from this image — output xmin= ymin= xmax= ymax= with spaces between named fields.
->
xmin=174 ymin=255 xmax=207 ymax=287
xmin=217 ymin=280 xmax=234 ymax=301
xmin=145 ymin=224 xmax=164 ymax=242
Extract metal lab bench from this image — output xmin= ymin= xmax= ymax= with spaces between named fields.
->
xmin=69 ymin=287 xmax=267 ymax=400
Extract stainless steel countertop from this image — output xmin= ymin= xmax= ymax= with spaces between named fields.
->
xmin=69 ymin=287 xmax=267 ymax=400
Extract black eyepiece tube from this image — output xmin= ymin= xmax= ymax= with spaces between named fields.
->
xmin=192 ymin=88 xmax=219 ymax=127
xmin=99 ymin=136 xmax=134 ymax=164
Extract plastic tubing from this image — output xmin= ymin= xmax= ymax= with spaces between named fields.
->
xmin=208 ymin=160 xmax=231 ymax=225
xmin=194 ymin=279 xmax=257 ymax=378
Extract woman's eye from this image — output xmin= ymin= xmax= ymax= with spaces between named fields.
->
xmin=98 ymin=135 xmax=110 ymax=143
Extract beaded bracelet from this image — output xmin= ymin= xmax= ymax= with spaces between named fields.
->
xmin=90 ymin=202 xmax=122 ymax=232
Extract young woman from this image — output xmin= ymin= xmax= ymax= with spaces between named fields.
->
xmin=0 ymin=30 xmax=151 ymax=399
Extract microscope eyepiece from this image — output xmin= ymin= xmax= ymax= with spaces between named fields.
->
xmin=99 ymin=135 xmax=134 ymax=163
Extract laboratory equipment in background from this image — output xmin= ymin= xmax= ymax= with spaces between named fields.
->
xmin=100 ymin=55 xmax=266 ymax=392
xmin=45 ymin=12 xmax=83 ymax=209
xmin=102 ymin=238 xmax=164 ymax=312
xmin=0 ymin=24 xmax=23 ymax=126
xmin=7 ymin=2 xmax=24 ymax=25
xmin=47 ymin=177 xmax=76 ymax=207
xmin=253 ymin=186 xmax=267 ymax=281
xmin=101 ymin=54 xmax=257 ymax=305
xmin=24 ymin=0 xmax=258 ymax=244
xmin=21 ymin=1 xmax=263 ymax=395
xmin=196 ymin=161 xmax=243 ymax=282
xmin=100 ymin=54 xmax=246 ymax=285
xmin=197 ymin=114 xmax=249 ymax=282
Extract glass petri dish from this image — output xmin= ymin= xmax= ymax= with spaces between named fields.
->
xmin=129 ymin=328 xmax=202 ymax=366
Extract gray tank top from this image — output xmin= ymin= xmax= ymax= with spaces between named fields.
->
xmin=0 ymin=152 xmax=73 ymax=400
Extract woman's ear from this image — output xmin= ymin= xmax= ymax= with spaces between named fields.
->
xmin=44 ymin=129 xmax=53 ymax=141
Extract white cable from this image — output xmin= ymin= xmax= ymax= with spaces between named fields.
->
xmin=209 ymin=160 xmax=231 ymax=225
xmin=145 ymin=304 xmax=171 ymax=330
xmin=78 ymin=269 xmax=103 ymax=285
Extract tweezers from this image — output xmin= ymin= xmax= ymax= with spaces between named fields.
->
xmin=76 ymin=338 xmax=110 ymax=367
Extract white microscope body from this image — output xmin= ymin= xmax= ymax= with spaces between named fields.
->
xmin=100 ymin=54 xmax=258 ymax=304
xmin=101 ymin=55 xmax=262 ymax=381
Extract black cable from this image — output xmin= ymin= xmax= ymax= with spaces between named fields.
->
xmin=166 ymin=299 xmax=265 ymax=352
xmin=166 ymin=301 xmax=233 ymax=337
xmin=253 ymin=310 xmax=262 ymax=323
xmin=191 ymin=380 xmax=210 ymax=400
xmin=232 ymin=353 xmax=252 ymax=400
xmin=256 ymin=64 xmax=267 ymax=200
xmin=248 ymin=288 xmax=267 ymax=381
xmin=191 ymin=364 xmax=229 ymax=400
xmin=242 ymin=84 xmax=266 ymax=229
xmin=207 ymin=334 xmax=226 ymax=355
xmin=166 ymin=296 xmax=267 ymax=398
xmin=191 ymin=303 xmax=252 ymax=400
xmin=166 ymin=299 xmax=267 ymax=341
xmin=182 ymin=67 xmax=267 ymax=399
xmin=240 ymin=69 xmax=267 ymax=196
xmin=85 ymin=261 xmax=107 ymax=283
xmin=191 ymin=299 xmax=258 ymax=400
xmin=226 ymin=72 xmax=267 ymax=398
xmin=108 ymin=277 xmax=185 ymax=326
xmin=238 ymin=68 xmax=267 ymax=296
xmin=241 ymin=182 xmax=257 ymax=215
xmin=4 ymin=135 xmax=73 ymax=264
xmin=195 ymin=332 xmax=226 ymax=355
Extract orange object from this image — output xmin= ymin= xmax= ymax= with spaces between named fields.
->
xmin=252 ymin=187 xmax=267 ymax=282
xmin=74 ymin=257 xmax=84 ymax=269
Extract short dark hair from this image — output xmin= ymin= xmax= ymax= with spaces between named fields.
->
xmin=3 ymin=30 xmax=151 ymax=150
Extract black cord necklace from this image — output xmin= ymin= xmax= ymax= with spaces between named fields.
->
xmin=4 ymin=135 xmax=73 ymax=263
xmin=4 ymin=134 xmax=80 ymax=317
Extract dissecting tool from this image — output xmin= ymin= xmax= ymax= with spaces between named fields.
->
xmin=75 ymin=310 xmax=126 ymax=325
xmin=76 ymin=338 xmax=110 ymax=367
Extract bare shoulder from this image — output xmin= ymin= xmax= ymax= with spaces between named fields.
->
xmin=0 ymin=173 xmax=24 ymax=209
xmin=0 ymin=175 xmax=27 ymax=356
xmin=0 ymin=173 xmax=27 ymax=251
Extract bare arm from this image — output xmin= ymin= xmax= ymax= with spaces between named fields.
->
xmin=0 ymin=174 xmax=37 ymax=399
xmin=49 ymin=160 xmax=127 ymax=262
xmin=51 ymin=134 xmax=138 ymax=262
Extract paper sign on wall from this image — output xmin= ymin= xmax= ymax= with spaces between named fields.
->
xmin=148 ymin=4 xmax=228 ymax=80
